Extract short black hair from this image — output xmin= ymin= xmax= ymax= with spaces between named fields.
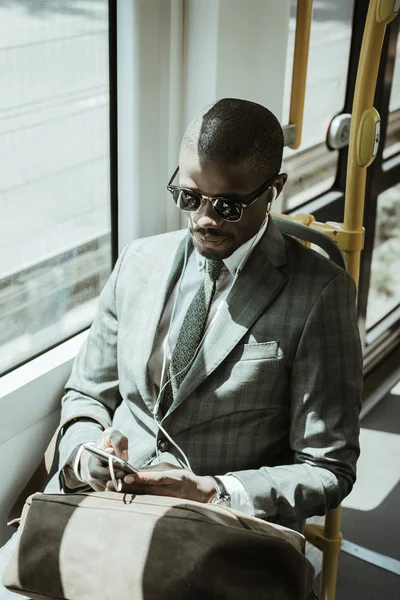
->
xmin=180 ymin=98 xmax=284 ymax=180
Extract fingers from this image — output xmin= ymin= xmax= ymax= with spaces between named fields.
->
xmin=105 ymin=480 xmax=178 ymax=496
xmin=105 ymin=469 xmax=174 ymax=492
xmin=89 ymin=462 xmax=110 ymax=481
xmin=99 ymin=427 xmax=129 ymax=461
xmin=88 ymin=480 xmax=106 ymax=492
xmin=124 ymin=469 xmax=179 ymax=486
xmin=89 ymin=462 xmax=125 ymax=481
xmin=140 ymin=462 xmax=181 ymax=472
xmin=84 ymin=451 xmax=126 ymax=491
xmin=122 ymin=464 xmax=182 ymax=486
xmin=103 ymin=467 xmax=202 ymax=502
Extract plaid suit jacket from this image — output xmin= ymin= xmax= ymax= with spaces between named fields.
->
xmin=59 ymin=218 xmax=362 ymax=524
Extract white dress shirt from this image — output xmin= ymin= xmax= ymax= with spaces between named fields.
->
xmin=148 ymin=217 xmax=269 ymax=515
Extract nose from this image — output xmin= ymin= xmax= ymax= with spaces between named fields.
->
xmin=194 ymin=196 xmax=222 ymax=229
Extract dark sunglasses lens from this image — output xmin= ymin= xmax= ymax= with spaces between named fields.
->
xmin=169 ymin=187 xmax=242 ymax=221
xmin=213 ymin=198 xmax=242 ymax=221
xmin=175 ymin=189 xmax=201 ymax=211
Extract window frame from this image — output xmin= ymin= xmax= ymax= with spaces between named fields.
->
xmin=109 ymin=0 xmax=119 ymax=267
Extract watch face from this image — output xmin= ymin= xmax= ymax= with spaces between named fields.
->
xmin=217 ymin=498 xmax=231 ymax=507
xmin=213 ymin=495 xmax=231 ymax=507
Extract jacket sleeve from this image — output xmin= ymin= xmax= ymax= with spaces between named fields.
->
xmin=229 ymin=270 xmax=363 ymax=523
xmin=58 ymin=244 xmax=129 ymax=478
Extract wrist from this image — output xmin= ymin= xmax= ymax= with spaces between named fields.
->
xmin=206 ymin=476 xmax=231 ymax=507
xmin=201 ymin=476 xmax=218 ymax=503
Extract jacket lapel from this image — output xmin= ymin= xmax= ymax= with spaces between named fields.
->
xmin=135 ymin=232 xmax=190 ymax=411
xmin=167 ymin=219 xmax=288 ymax=414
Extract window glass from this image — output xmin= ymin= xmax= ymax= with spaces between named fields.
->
xmin=388 ymin=32 xmax=400 ymax=112
xmin=383 ymin=109 xmax=400 ymax=160
xmin=0 ymin=1 xmax=112 ymax=374
xmin=366 ymin=185 xmax=400 ymax=329
xmin=282 ymin=0 xmax=354 ymax=211
xmin=383 ymin=34 xmax=400 ymax=160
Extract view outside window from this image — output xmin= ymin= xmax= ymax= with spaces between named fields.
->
xmin=282 ymin=0 xmax=354 ymax=211
xmin=0 ymin=0 xmax=112 ymax=374
xmin=383 ymin=33 xmax=400 ymax=160
xmin=366 ymin=185 xmax=400 ymax=329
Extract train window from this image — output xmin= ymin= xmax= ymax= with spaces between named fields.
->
xmin=366 ymin=185 xmax=400 ymax=329
xmin=383 ymin=34 xmax=400 ymax=160
xmin=282 ymin=0 xmax=355 ymax=211
xmin=0 ymin=1 xmax=112 ymax=375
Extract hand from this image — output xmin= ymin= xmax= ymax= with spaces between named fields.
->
xmin=106 ymin=462 xmax=217 ymax=504
xmin=80 ymin=427 xmax=129 ymax=492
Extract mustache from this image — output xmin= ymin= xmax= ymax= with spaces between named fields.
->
xmin=191 ymin=226 xmax=225 ymax=238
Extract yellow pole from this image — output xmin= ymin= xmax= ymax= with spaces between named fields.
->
xmin=307 ymin=3 xmax=399 ymax=599
xmin=289 ymin=0 xmax=313 ymax=149
xmin=319 ymin=507 xmax=342 ymax=600
xmin=344 ymin=0 xmax=399 ymax=288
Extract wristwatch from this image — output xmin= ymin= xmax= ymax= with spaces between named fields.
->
xmin=208 ymin=476 xmax=231 ymax=507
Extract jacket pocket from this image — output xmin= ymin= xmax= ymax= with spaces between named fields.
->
xmin=225 ymin=341 xmax=280 ymax=362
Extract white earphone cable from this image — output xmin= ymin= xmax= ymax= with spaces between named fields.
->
xmin=109 ymin=455 xmax=123 ymax=492
xmin=151 ymin=207 xmax=272 ymax=470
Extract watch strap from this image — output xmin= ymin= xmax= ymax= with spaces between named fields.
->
xmin=208 ymin=476 xmax=231 ymax=505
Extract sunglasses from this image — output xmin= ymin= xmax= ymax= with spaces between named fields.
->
xmin=167 ymin=167 xmax=277 ymax=222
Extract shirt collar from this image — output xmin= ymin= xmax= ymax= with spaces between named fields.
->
xmin=195 ymin=215 xmax=269 ymax=276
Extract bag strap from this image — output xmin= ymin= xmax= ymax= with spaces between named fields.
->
xmin=8 ymin=413 xmax=109 ymax=524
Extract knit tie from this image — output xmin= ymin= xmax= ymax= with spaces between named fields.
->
xmin=161 ymin=259 xmax=224 ymax=414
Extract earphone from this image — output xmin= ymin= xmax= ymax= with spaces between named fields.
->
xmin=266 ymin=186 xmax=277 ymax=215
xmin=151 ymin=194 xmax=275 ymax=470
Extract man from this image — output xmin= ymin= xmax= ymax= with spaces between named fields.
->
xmin=58 ymin=97 xmax=362 ymax=520
xmin=0 ymin=98 xmax=362 ymax=598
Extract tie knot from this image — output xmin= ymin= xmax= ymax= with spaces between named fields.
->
xmin=206 ymin=259 xmax=224 ymax=282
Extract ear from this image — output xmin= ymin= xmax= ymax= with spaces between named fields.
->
xmin=273 ymin=173 xmax=288 ymax=198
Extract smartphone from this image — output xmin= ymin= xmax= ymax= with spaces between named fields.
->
xmin=82 ymin=443 xmax=139 ymax=475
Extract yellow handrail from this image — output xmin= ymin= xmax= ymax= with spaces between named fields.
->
xmin=289 ymin=0 xmax=313 ymax=149
xmin=309 ymin=3 xmax=399 ymax=599
xmin=344 ymin=0 xmax=399 ymax=288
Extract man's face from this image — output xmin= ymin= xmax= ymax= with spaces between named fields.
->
xmin=179 ymin=149 xmax=283 ymax=260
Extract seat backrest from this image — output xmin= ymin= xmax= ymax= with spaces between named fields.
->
xmin=272 ymin=215 xmax=347 ymax=271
